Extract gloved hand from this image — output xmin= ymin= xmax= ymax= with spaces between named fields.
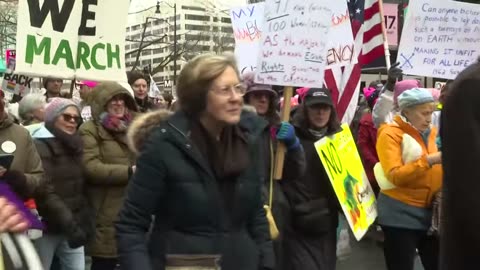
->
xmin=274 ymin=122 xmax=300 ymax=151
xmin=67 ymin=222 xmax=87 ymax=249
xmin=385 ymin=62 xmax=403 ymax=92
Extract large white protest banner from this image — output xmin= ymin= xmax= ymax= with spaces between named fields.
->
xmin=255 ymin=0 xmax=332 ymax=87
xmin=397 ymin=0 xmax=480 ymax=79
xmin=231 ymin=1 xmax=354 ymax=77
xmin=15 ymin=0 xmax=129 ymax=82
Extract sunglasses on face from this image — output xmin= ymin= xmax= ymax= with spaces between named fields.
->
xmin=62 ymin=113 xmax=82 ymax=123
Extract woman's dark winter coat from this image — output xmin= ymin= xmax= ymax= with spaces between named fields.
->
xmin=282 ymin=105 xmax=341 ymax=270
xmin=440 ymin=60 xmax=480 ymax=270
xmin=32 ymin=127 xmax=93 ymax=247
xmin=116 ymin=110 xmax=274 ymax=270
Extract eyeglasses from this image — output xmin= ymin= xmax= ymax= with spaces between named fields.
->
xmin=62 ymin=113 xmax=82 ymax=124
xmin=211 ymin=83 xmax=247 ymax=97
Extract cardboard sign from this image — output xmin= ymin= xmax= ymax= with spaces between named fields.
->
xmin=15 ymin=0 xmax=129 ymax=82
xmin=231 ymin=1 xmax=355 ymax=76
xmin=383 ymin=3 xmax=399 ymax=47
xmin=397 ymin=0 xmax=480 ymax=79
xmin=315 ymin=124 xmax=377 ymax=241
xmin=255 ymin=0 xmax=332 ymax=87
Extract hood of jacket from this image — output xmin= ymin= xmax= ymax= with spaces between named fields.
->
xmin=127 ymin=107 xmax=268 ymax=156
xmin=0 ymin=114 xmax=14 ymax=130
xmin=90 ymin=82 xmax=138 ymax=121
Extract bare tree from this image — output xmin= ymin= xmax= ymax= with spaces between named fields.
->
xmin=0 ymin=1 xmax=17 ymax=56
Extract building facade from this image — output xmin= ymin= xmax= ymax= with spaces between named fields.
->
xmin=125 ymin=0 xmax=243 ymax=94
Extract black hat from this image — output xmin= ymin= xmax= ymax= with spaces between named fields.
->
xmin=304 ymin=88 xmax=333 ymax=107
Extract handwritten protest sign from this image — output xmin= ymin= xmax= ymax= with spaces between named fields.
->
xmin=397 ymin=0 xmax=480 ymax=79
xmin=15 ymin=0 xmax=129 ymax=82
xmin=231 ymin=3 xmax=264 ymax=75
xmin=255 ymin=0 xmax=332 ymax=87
xmin=231 ymin=1 xmax=354 ymax=76
xmin=1 ymin=50 xmax=33 ymax=96
xmin=315 ymin=124 xmax=377 ymax=240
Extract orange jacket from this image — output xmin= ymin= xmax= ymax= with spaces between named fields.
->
xmin=376 ymin=115 xmax=442 ymax=208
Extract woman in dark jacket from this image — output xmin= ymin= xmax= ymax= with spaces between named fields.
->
xmin=116 ymin=53 xmax=274 ymax=270
xmin=127 ymin=71 xmax=154 ymax=113
xmin=283 ymin=88 xmax=341 ymax=270
xmin=32 ymin=98 xmax=93 ymax=270
xmin=242 ymin=72 xmax=305 ymax=270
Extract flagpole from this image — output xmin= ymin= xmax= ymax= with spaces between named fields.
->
xmin=378 ymin=0 xmax=391 ymax=70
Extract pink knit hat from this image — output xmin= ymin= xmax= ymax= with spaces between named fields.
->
xmin=394 ymin=80 xmax=421 ymax=106
xmin=426 ymin=88 xmax=440 ymax=102
xmin=77 ymin=80 xmax=98 ymax=88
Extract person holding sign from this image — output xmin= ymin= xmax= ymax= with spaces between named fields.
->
xmin=375 ymin=88 xmax=442 ymax=270
xmin=242 ymin=72 xmax=306 ymax=270
xmin=283 ymin=88 xmax=341 ymax=270
xmin=116 ymin=54 xmax=274 ymax=270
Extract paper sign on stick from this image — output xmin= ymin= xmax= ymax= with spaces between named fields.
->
xmin=315 ymin=124 xmax=377 ymax=241
xmin=255 ymin=0 xmax=333 ymax=87
xmin=397 ymin=0 xmax=480 ymax=79
xmin=15 ymin=0 xmax=129 ymax=82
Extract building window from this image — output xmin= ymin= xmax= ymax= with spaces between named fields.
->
xmin=153 ymin=29 xmax=163 ymax=35
xmin=201 ymin=45 xmax=210 ymax=51
xmin=212 ymin=26 xmax=219 ymax=31
xmin=125 ymin=44 xmax=130 ymax=50
xmin=170 ymin=35 xmax=181 ymax=41
xmin=142 ymin=60 xmax=151 ymax=66
xmin=185 ymin=24 xmax=209 ymax=31
xmin=142 ymin=49 xmax=152 ymax=56
xmin=221 ymin=27 xmax=233 ymax=33
xmin=169 ymin=24 xmax=181 ymax=31
xmin=132 ymin=34 xmax=141 ymax=40
xmin=131 ymin=43 xmax=139 ymax=49
xmin=221 ymin=37 xmax=235 ymax=44
xmin=132 ymin=24 xmax=141 ymax=31
xmin=221 ymin=17 xmax=231 ymax=23
xmin=185 ymin=14 xmax=210 ymax=22
xmin=181 ymin=5 xmax=206 ymax=12
xmin=153 ymin=58 xmax=162 ymax=64
xmin=185 ymin=34 xmax=210 ymax=42
xmin=153 ymin=48 xmax=162 ymax=54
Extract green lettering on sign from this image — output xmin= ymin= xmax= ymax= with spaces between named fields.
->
xmin=76 ymin=41 xmax=91 ymax=70
xmin=25 ymin=35 xmax=51 ymax=65
xmin=107 ymin=44 xmax=121 ymax=68
xmin=91 ymin=43 xmax=106 ymax=70
xmin=52 ymin=39 xmax=74 ymax=69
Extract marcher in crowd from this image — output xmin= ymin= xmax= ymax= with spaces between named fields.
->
xmin=77 ymin=80 xmax=98 ymax=122
xmin=116 ymin=54 xmax=274 ymax=270
xmin=357 ymin=86 xmax=381 ymax=196
xmin=32 ymin=98 xmax=93 ymax=270
xmin=18 ymin=93 xmax=46 ymax=127
xmin=242 ymin=72 xmax=305 ymax=270
xmin=440 ymin=60 xmax=480 ymax=270
xmin=283 ymin=88 xmax=341 ymax=270
xmin=80 ymin=82 xmax=137 ymax=270
xmin=44 ymin=78 xmax=69 ymax=101
xmin=163 ymin=93 xmax=174 ymax=110
xmin=0 ymin=89 xmax=44 ymax=201
xmin=128 ymin=71 xmax=153 ymax=112
xmin=376 ymin=88 xmax=442 ymax=270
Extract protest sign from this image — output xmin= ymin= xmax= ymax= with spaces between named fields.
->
xmin=383 ymin=4 xmax=399 ymax=47
xmin=255 ymin=0 xmax=332 ymax=87
xmin=231 ymin=3 xmax=264 ymax=75
xmin=5 ymin=50 xmax=15 ymax=70
xmin=397 ymin=0 xmax=480 ymax=79
xmin=231 ymin=1 xmax=354 ymax=76
xmin=1 ymin=49 xmax=33 ymax=96
xmin=315 ymin=124 xmax=377 ymax=240
xmin=15 ymin=0 xmax=129 ymax=82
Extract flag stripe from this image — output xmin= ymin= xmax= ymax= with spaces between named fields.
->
xmin=363 ymin=23 xmax=382 ymax=44
xmin=364 ymin=2 xmax=380 ymax=21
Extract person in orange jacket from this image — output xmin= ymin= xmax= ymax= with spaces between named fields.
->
xmin=375 ymin=88 xmax=442 ymax=270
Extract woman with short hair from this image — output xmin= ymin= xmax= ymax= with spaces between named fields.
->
xmin=18 ymin=93 xmax=46 ymax=126
xmin=116 ymin=53 xmax=274 ymax=270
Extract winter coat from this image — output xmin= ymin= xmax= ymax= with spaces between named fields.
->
xmin=115 ymin=109 xmax=274 ymax=270
xmin=376 ymin=115 xmax=442 ymax=208
xmin=372 ymin=91 xmax=396 ymax=128
xmin=0 ymin=115 xmax=43 ymax=198
xmin=440 ymin=60 xmax=480 ymax=270
xmin=79 ymin=83 xmax=137 ymax=258
xmin=281 ymin=106 xmax=340 ymax=270
xmin=32 ymin=126 xmax=93 ymax=247
xmin=357 ymin=113 xmax=379 ymax=194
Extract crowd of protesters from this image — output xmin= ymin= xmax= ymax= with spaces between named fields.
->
xmin=0 ymin=53 xmax=477 ymax=270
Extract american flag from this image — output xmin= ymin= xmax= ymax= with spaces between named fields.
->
xmin=324 ymin=0 xmax=385 ymax=123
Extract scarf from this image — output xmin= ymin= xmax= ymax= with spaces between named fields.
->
xmin=45 ymin=123 xmax=83 ymax=155
xmin=99 ymin=112 xmax=132 ymax=133
xmin=190 ymin=119 xmax=250 ymax=219
xmin=308 ymin=127 xmax=328 ymax=139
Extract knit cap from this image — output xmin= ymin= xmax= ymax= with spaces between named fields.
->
xmin=45 ymin=98 xmax=80 ymax=126
xmin=394 ymin=80 xmax=422 ymax=106
xmin=398 ymin=88 xmax=434 ymax=110
xmin=242 ymin=72 xmax=277 ymax=98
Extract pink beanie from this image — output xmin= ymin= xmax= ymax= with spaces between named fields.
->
xmin=78 ymin=80 xmax=98 ymax=88
xmin=394 ymin=80 xmax=421 ymax=105
xmin=426 ymin=88 xmax=440 ymax=102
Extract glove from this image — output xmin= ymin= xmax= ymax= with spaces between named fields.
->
xmin=274 ymin=122 xmax=300 ymax=151
xmin=3 ymin=170 xmax=29 ymax=199
xmin=67 ymin=221 xmax=87 ymax=249
xmin=385 ymin=62 xmax=403 ymax=92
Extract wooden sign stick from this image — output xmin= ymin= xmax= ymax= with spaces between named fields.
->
xmin=274 ymin=86 xmax=294 ymax=180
